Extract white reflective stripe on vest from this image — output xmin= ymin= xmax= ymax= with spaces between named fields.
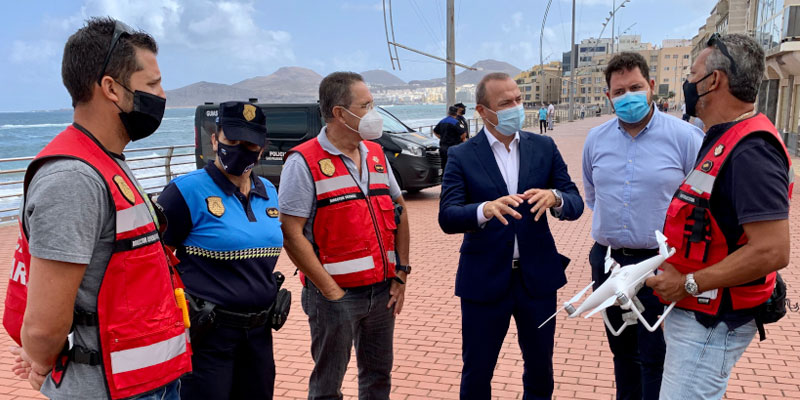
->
xmin=369 ymin=172 xmax=389 ymax=186
xmin=387 ymin=250 xmax=396 ymax=264
xmin=323 ymin=256 xmax=374 ymax=275
xmin=684 ymin=170 xmax=716 ymax=195
xmin=315 ymin=175 xmax=357 ymax=195
xmin=110 ymin=331 xmax=187 ymax=374
xmin=116 ymin=203 xmax=154 ymax=234
xmin=790 ymin=168 xmax=795 ymax=184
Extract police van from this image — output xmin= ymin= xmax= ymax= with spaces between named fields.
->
xmin=194 ymin=102 xmax=442 ymax=192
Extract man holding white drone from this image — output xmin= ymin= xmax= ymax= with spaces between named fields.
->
xmin=582 ymin=52 xmax=702 ymax=400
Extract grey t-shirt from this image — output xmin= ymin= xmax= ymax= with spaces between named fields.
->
xmin=23 ymin=157 xmax=137 ymax=399
xmin=278 ymin=127 xmax=402 ymax=243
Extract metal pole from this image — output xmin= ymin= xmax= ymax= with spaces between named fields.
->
xmin=612 ymin=0 xmax=615 ymax=55
xmin=568 ymin=0 xmax=576 ymax=121
xmin=446 ymin=0 xmax=455 ymax=108
xmin=388 ymin=42 xmax=476 ymax=70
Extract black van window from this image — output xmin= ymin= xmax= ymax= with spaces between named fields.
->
xmin=264 ymin=109 xmax=308 ymax=138
xmin=377 ymin=107 xmax=412 ymax=134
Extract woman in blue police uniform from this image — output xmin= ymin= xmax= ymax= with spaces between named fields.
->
xmin=157 ymin=101 xmax=282 ymax=399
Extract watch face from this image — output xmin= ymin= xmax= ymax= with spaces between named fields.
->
xmin=686 ymin=281 xmax=698 ymax=295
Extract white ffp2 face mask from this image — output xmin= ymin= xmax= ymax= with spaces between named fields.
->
xmin=343 ymin=107 xmax=384 ymax=140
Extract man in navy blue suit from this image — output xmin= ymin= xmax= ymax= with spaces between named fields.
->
xmin=438 ymin=72 xmax=583 ymax=399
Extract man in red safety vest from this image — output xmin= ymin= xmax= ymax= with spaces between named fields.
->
xmin=646 ymin=33 xmax=792 ymax=399
xmin=278 ymin=72 xmax=411 ymax=399
xmin=5 ymin=18 xmax=191 ymax=399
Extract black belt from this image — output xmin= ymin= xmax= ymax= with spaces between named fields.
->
xmin=597 ymin=243 xmax=658 ymax=258
xmin=512 ymin=259 xmax=520 ymax=269
xmin=214 ymin=307 xmax=270 ymax=329
xmin=611 ymin=247 xmax=658 ymax=258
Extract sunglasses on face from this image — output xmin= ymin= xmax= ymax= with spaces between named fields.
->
xmin=96 ymin=20 xmax=135 ymax=85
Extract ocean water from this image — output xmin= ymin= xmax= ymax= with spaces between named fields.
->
xmin=0 ymin=103 xmax=474 ymax=219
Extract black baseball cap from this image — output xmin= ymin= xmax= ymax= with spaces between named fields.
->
xmin=453 ymin=102 xmax=466 ymax=109
xmin=216 ymin=101 xmax=267 ymax=146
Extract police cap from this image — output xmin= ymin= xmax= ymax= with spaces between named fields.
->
xmin=216 ymin=101 xmax=267 ymax=146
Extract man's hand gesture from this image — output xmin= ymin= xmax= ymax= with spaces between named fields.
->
xmin=483 ymin=194 xmax=527 ymax=225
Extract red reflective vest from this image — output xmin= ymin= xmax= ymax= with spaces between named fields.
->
xmin=658 ymin=114 xmax=793 ymax=315
xmin=3 ymin=125 xmax=191 ymax=399
xmin=290 ymin=137 xmax=397 ymax=288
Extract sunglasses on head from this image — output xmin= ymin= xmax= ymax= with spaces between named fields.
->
xmin=707 ymin=33 xmax=738 ymax=76
xmin=96 ymin=20 xmax=135 ymax=85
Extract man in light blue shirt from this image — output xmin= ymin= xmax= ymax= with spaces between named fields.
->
xmin=538 ymin=105 xmax=547 ymax=134
xmin=582 ymin=52 xmax=703 ymax=400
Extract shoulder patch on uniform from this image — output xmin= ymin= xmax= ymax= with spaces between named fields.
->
xmin=206 ymin=196 xmax=225 ymax=217
xmin=374 ymin=164 xmax=385 ymax=173
xmin=700 ymin=160 xmax=713 ymax=172
xmin=714 ymin=144 xmax=724 ymax=157
xmin=372 ymin=155 xmax=379 ymax=163
xmin=319 ymin=158 xmax=335 ymax=177
xmin=266 ymin=207 xmax=279 ymax=218
xmin=113 ymin=175 xmax=136 ymax=205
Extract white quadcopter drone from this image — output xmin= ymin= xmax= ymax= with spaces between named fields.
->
xmin=539 ymin=230 xmax=677 ymax=336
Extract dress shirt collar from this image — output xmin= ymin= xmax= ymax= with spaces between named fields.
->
xmin=483 ymin=127 xmax=520 ymax=151
xmin=616 ymin=103 xmax=660 ymax=138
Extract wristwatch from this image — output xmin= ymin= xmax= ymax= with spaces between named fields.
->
xmin=396 ymin=265 xmax=412 ymax=275
xmin=550 ymin=189 xmax=563 ymax=208
xmin=684 ymin=273 xmax=699 ymax=296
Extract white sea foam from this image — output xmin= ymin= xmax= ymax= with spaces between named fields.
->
xmin=0 ymin=123 xmax=71 ymax=130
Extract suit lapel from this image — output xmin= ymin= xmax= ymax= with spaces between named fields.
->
xmin=517 ymin=132 xmax=531 ymax=193
xmin=473 ymin=129 xmax=508 ymax=196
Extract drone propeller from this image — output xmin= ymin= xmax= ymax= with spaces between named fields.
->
xmin=584 ymin=294 xmax=617 ymax=319
xmin=568 ymin=281 xmax=595 ymax=305
xmin=537 ymin=281 xmax=594 ymax=329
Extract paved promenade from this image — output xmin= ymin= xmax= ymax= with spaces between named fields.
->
xmin=0 ymin=113 xmax=798 ymax=399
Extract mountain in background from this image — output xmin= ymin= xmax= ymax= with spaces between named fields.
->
xmin=361 ymin=69 xmax=406 ymax=87
xmin=165 ymin=59 xmax=519 ymax=107
xmin=165 ymin=66 xmax=322 ymax=107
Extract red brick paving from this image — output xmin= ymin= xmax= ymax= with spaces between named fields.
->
xmin=0 ymin=114 xmax=798 ymax=399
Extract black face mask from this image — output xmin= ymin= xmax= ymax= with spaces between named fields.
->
xmin=114 ymin=81 xmax=166 ymax=142
xmin=217 ymin=142 xmax=261 ymax=176
xmin=682 ymin=71 xmax=715 ymax=118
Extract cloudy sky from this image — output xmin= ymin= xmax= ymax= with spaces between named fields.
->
xmin=0 ymin=0 xmax=717 ymax=112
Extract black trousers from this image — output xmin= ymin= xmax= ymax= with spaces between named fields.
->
xmin=589 ymin=243 xmax=666 ymax=400
xmin=539 ymin=119 xmax=547 ymax=134
xmin=180 ymin=322 xmax=275 ymax=399
xmin=460 ymin=269 xmax=556 ymax=399
xmin=440 ymin=145 xmax=450 ymax=172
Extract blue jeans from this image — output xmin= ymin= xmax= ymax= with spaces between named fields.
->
xmin=302 ymin=280 xmax=395 ymax=400
xmin=132 ymin=380 xmax=180 ymax=400
xmin=589 ymin=243 xmax=666 ymax=400
xmin=660 ymin=308 xmax=756 ymax=399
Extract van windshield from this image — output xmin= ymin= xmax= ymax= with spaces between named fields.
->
xmin=376 ymin=107 xmax=413 ymax=134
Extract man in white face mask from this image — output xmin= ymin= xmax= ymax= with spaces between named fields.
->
xmin=439 ymin=72 xmax=584 ymax=399
xmin=278 ymin=72 xmax=410 ymax=399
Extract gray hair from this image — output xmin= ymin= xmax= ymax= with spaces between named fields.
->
xmin=319 ymin=71 xmax=364 ymax=121
xmin=476 ymin=72 xmax=511 ymax=106
xmin=705 ymin=33 xmax=764 ymax=103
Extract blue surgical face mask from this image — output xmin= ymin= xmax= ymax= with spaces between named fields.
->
xmin=612 ymin=90 xmax=651 ymax=123
xmin=485 ymin=104 xmax=524 ymax=136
